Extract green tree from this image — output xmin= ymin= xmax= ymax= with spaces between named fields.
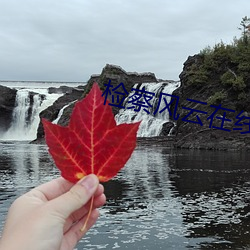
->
xmin=238 ymin=16 xmax=250 ymax=44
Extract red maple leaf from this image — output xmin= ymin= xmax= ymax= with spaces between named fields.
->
xmin=42 ymin=82 xmax=140 ymax=183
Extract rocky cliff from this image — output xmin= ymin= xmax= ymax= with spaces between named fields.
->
xmin=0 ymin=85 xmax=17 ymax=133
xmin=35 ymin=64 xmax=160 ymax=140
xmin=84 ymin=64 xmax=158 ymax=115
xmin=172 ymin=54 xmax=250 ymax=150
xmin=33 ymin=41 xmax=250 ymax=151
xmin=36 ymin=87 xmax=85 ymax=139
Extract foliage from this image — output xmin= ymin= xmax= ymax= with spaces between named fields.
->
xmin=207 ymin=91 xmax=227 ymax=105
xmin=238 ymin=16 xmax=250 ymax=43
xmin=43 ymin=83 xmax=140 ymax=232
xmin=186 ymin=64 xmax=209 ymax=86
xmin=185 ymin=17 xmax=250 ymax=106
xmin=200 ymin=45 xmax=213 ymax=55
xmin=220 ymin=71 xmax=236 ymax=86
xmin=221 ymin=71 xmax=246 ymax=91
xmin=43 ymin=83 xmax=140 ymax=183
xmin=233 ymin=76 xmax=246 ymax=91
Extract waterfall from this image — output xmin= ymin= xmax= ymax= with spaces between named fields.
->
xmin=115 ymin=81 xmax=180 ymax=137
xmin=1 ymin=89 xmax=62 ymax=141
xmin=52 ymin=100 xmax=78 ymax=124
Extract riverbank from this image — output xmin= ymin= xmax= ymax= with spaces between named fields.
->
xmin=32 ymin=134 xmax=250 ymax=151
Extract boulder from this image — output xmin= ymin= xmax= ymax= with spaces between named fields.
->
xmin=57 ymin=64 xmax=159 ymax=128
xmin=160 ymin=122 xmax=175 ymax=136
xmin=48 ymin=85 xmax=85 ymax=94
xmin=87 ymin=64 xmax=157 ymax=91
xmin=36 ymin=87 xmax=85 ymax=139
xmin=34 ymin=64 xmax=176 ymax=141
xmin=0 ymin=85 xmax=17 ymax=133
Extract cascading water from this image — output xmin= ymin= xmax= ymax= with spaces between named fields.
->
xmin=0 ymin=80 xmax=179 ymax=141
xmin=115 ymin=81 xmax=180 ymax=137
xmin=1 ymin=89 xmax=62 ymax=141
xmin=7 ymin=90 xmax=31 ymax=137
xmin=52 ymin=100 xmax=78 ymax=124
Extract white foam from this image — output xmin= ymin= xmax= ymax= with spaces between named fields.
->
xmin=115 ymin=81 xmax=180 ymax=137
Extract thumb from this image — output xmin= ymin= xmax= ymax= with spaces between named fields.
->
xmin=47 ymin=174 xmax=99 ymax=219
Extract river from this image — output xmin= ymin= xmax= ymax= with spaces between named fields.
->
xmin=0 ymin=142 xmax=250 ymax=249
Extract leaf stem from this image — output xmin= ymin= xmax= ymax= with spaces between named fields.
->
xmin=80 ymin=196 xmax=94 ymax=232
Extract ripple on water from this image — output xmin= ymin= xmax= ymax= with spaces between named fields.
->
xmin=1 ymin=144 xmax=250 ymax=249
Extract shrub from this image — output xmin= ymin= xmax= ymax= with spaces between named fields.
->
xmin=200 ymin=46 xmax=213 ymax=55
xmin=221 ymin=71 xmax=236 ymax=86
xmin=207 ymin=91 xmax=227 ymax=105
xmin=233 ymin=76 xmax=246 ymax=91
xmin=186 ymin=64 xmax=209 ymax=86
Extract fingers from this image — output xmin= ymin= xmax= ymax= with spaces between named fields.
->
xmin=32 ymin=175 xmax=103 ymax=202
xmin=63 ymin=191 xmax=106 ymax=233
xmin=94 ymin=183 xmax=104 ymax=197
xmin=33 ymin=177 xmax=74 ymax=201
xmin=62 ymin=209 xmax=100 ymax=249
xmin=47 ymin=174 xmax=99 ymax=219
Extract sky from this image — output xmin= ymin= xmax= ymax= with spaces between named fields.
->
xmin=0 ymin=0 xmax=249 ymax=82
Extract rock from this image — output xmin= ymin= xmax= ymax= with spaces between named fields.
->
xmin=171 ymin=54 xmax=250 ymax=150
xmin=0 ymin=86 xmax=47 ymax=136
xmin=85 ymin=64 xmax=158 ymax=115
xmin=36 ymin=88 xmax=84 ymax=139
xmin=178 ymin=54 xmax=204 ymax=87
xmin=58 ymin=64 xmax=159 ymax=127
xmin=87 ymin=64 xmax=157 ymax=90
xmin=48 ymin=85 xmax=85 ymax=94
xmin=48 ymin=86 xmax=73 ymax=94
xmin=160 ymin=122 xmax=175 ymax=136
xmin=0 ymin=85 xmax=17 ymax=133
xmin=26 ymin=91 xmax=46 ymax=125
xmin=34 ymin=64 xmax=166 ymax=141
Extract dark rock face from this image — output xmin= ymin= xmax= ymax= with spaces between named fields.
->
xmin=48 ymin=86 xmax=73 ymax=94
xmin=87 ymin=64 xmax=157 ymax=91
xmin=160 ymin=122 xmax=175 ymax=136
xmin=171 ymin=54 xmax=250 ymax=150
xmin=36 ymin=87 xmax=85 ymax=139
xmin=23 ymin=92 xmax=46 ymax=128
xmin=35 ymin=64 xmax=160 ymax=141
xmin=0 ymin=85 xmax=17 ymax=132
xmin=48 ymin=85 xmax=85 ymax=94
xmin=85 ymin=64 xmax=158 ymax=115
xmin=57 ymin=64 xmax=159 ymax=128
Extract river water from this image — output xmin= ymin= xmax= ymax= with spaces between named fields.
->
xmin=0 ymin=142 xmax=250 ymax=249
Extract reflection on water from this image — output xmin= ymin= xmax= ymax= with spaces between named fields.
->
xmin=85 ymin=147 xmax=186 ymax=250
xmin=170 ymin=150 xmax=250 ymax=249
xmin=0 ymin=142 xmax=59 ymax=230
xmin=0 ymin=143 xmax=250 ymax=249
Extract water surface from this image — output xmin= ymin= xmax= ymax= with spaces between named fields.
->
xmin=0 ymin=142 xmax=250 ymax=249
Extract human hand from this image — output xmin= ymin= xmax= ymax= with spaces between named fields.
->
xmin=0 ymin=174 xmax=106 ymax=250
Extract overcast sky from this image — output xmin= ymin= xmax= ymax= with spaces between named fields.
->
xmin=0 ymin=0 xmax=249 ymax=82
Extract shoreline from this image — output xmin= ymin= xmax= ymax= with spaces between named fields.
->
xmin=29 ymin=135 xmax=250 ymax=151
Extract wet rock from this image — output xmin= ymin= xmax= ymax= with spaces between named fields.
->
xmin=86 ymin=64 xmax=158 ymax=115
xmin=48 ymin=85 xmax=85 ymax=94
xmin=0 ymin=85 xmax=17 ymax=133
xmin=160 ymin=122 xmax=175 ymax=136
xmin=56 ymin=64 xmax=161 ymax=130
xmin=34 ymin=65 xmax=166 ymax=141
xmin=36 ymin=88 xmax=84 ymax=140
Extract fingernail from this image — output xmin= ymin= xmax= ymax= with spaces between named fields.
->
xmin=78 ymin=174 xmax=98 ymax=191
